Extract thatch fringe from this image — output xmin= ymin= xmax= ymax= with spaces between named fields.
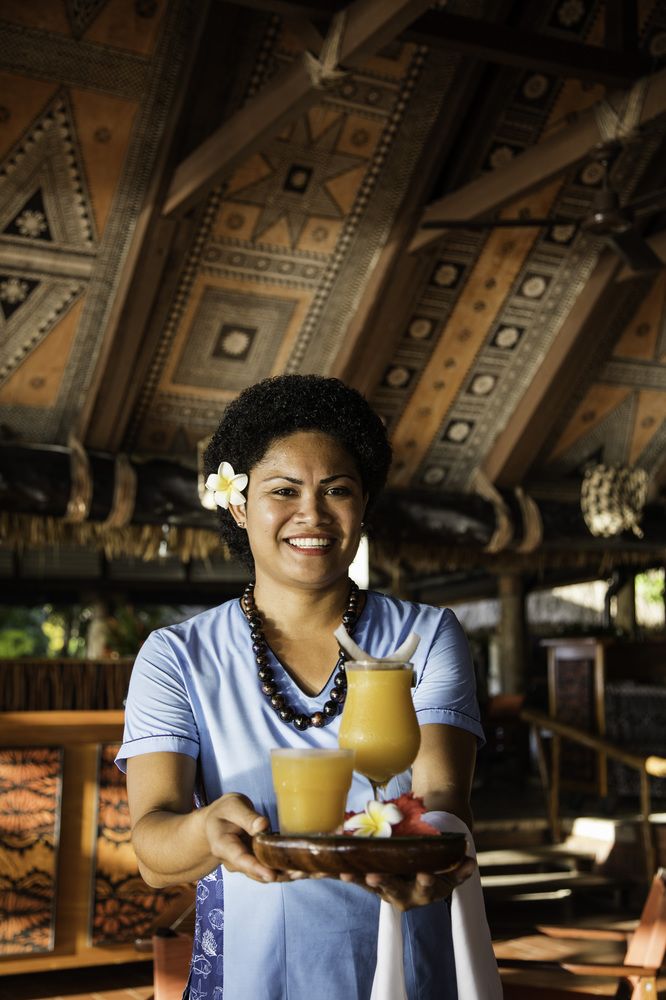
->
xmin=371 ymin=539 xmax=666 ymax=578
xmin=0 ymin=657 xmax=134 ymax=711
xmin=1 ymin=512 xmax=663 ymax=575
xmin=0 ymin=512 xmax=227 ymax=562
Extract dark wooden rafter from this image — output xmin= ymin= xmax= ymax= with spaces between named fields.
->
xmin=409 ymin=66 xmax=666 ymax=253
xmin=332 ymin=58 xmax=482 ymax=393
xmin=604 ymin=0 xmax=638 ymax=53
xmin=0 ymin=243 xmax=94 ymax=280
xmin=406 ymin=10 xmax=650 ymax=88
xmin=617 ymin=229 xmax=666 ymax=281
xmin=223 ymin=0 xmax=344 ymax=15
xmin=481 ymin=251 xmax=625 ymax=489
xmin=226 ymin=1 xmax=651 ymax=86
xmin=283 ymin=14 xmax=325 ymax=51
xmin=163 ymin=0 xmax=435 ymax=218
xmin=80 ymin=213 xmax=206 ymax=451
xmin=79 ymin=1 xmax=233 ymax=451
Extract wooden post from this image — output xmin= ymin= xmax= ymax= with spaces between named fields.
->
xmin=533 ymin=724 xmax=561 ymax=844
xmin=497 ymin=573 xmax=527 ymax=695
xmin=639 ymin=770 xmax=656 ymax=883
xmin=550 ymin=734 xmax=562 ymax=843
xmin=85 ymin=597 xmax=110 ymax=659
xmin=615 ymin=574 xmax=637 ymax=637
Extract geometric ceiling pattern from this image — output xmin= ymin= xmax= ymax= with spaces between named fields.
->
xmin=534 ymin=270 xmax=666 ymax=495
xmin=126 ymin=30 xmax=463 ymax=455
xmin=2 ymin=0 xmax=666 ymax=521
xmin=0 ymin=0 xmax=197 ymax=440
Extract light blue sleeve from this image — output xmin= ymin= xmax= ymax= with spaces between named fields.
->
xmin=413 ymin=608 xmax=485 ymax=745
xmin=115 ymin=629 xmax=200 ymax=772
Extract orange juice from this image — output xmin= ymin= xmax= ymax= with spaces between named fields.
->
xmin=338 ymin=663 xmax=421 ymax=785
xmin=271 ymin=749 xmax=355 ymax=834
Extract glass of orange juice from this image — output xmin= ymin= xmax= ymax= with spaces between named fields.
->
xmin=338 ymin=661 xmax=420 ymax=798
xmin=271 ymin=748 xmax=355 ymax=835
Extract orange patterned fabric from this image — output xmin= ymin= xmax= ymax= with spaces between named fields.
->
xmin=91 ymin=744 xmax=185 ymax=945
xmin=0 ymin=748 xmax=61 ymax=954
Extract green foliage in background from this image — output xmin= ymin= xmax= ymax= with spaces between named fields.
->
xmin=0 ymin=603 xmax=189 ymax=658
xmin=636 ymin=569 xmax=665 ymax=605
xmin=105 ymin=605 xmax=186 ymax=656
xmin=0 ymin=607 xmax=50 ymax=657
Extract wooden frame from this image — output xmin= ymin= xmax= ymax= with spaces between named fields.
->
xmin=0 ymin=712 xmax=144 ymax=976
xmin=523 ymin=706 xmax=666 ymax=882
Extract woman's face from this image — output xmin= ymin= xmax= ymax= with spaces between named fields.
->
xmin=233 ymin=431 xmax=367 ymax=592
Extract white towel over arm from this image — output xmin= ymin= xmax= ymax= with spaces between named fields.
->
xmin=370 ymin=811 xmax=502 ymax=1000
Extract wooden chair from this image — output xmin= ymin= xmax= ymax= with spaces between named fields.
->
xmin=496 ymin=868 xmax=666 ymax=999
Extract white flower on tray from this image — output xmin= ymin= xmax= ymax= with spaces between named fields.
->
xmin=343 ymin=799 xmax=404 ymax=838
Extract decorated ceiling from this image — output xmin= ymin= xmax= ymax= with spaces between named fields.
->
xmin=2 ymin=0 xmax=666 ymax=571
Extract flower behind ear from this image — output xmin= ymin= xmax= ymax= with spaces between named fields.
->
xmin=205 ymin=462 xmax=248 ymax=509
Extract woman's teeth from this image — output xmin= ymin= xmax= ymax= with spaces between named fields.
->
xmin=287 ymin=538 xmax=333 ymax=548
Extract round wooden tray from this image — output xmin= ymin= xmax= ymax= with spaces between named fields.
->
xmin=253 ymin=831 xmax=466 ymax=876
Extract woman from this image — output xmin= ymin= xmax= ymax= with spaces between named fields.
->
xmin=116 ymin=374 xmax=484 ymax=1000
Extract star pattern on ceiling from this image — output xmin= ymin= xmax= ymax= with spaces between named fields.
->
xmin=227 ymin=113 xmax=366 ymax=248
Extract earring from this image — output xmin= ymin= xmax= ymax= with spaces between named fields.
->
xmin=238 ymin=521 xmax=246 ymax=529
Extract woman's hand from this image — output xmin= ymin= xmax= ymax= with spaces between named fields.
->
xmin=204 ymin=792 xmax=280 ymax=883
xmin=338 ymin=855 xmax=476 ymax=911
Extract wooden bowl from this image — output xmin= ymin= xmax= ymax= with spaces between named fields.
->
xmin=253 ymin=831 xmax=467 ymax=876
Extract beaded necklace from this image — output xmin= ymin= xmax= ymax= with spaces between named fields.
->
xmin=240 ymin=580 xmax=361 ymax=731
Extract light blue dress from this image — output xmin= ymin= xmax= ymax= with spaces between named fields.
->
xmin=116 ymin=590 xmax=484 ymax=1000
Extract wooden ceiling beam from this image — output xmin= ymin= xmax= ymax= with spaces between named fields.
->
xmin=79 ymin=2 xmax=234 ymax=451
xmin=0 ymin=243 xmax=94 ymax=281
xmin=481 ymin=251 xmax=624 ymax=489
xmin=331 ymin=59 xmax=482 ymax=394
xmin=617 ymin=229 xmax=666 ymax=280
xmin=225 ymin=2 xmax=650 ymax=86
xmin=221 ymin=0 xmax=343 ymax=15
xmin=405 ymin=11 xmax=650 ymax=88
xmin=409 ymin=66 xmax=666 ymax=253
xmin=604 ymin=0 xmax=638 ymax=53
xmin=163 ymin=0 xmax=434 ymax=218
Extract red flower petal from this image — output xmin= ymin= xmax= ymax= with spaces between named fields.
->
xmin=390 ymin=793 xmax=440 ymax=836
xmin=343 ymin=793 xmax=441 ymax=837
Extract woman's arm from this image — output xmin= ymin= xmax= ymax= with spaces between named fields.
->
xmin=411 ymin=722 xmax=476 ymax=830
xmin=127 ymin=752 xmax=277 ymax=888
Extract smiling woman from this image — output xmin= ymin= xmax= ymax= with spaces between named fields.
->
xmin=115 ymin=375 xmax=487 ymax=1000
xmin=229 ymin=431 xmax=367 ymax=599
xmin=204 ymin=374 xmax=391 ymax=569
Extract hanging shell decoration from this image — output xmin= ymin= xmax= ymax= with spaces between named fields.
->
xmin=580 ymin=464 xmax=649 ymax=538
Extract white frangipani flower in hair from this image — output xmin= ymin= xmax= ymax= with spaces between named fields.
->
xmin=343 ymin=800 xmax=403 ymax=838
xmin=205 ymin=462 xmax=248 ymax=509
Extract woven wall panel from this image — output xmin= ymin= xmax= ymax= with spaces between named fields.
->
xmin=0 ymin=747 xmax=62 ymax=955
xmin=91 ymin=743 xmax=186 ymax=945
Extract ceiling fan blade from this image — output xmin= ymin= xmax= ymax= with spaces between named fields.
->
xmin=607 ymin=229 xmax=663 ymax=273
xmin=420 ymin=218 xmax=559 ymax=230
xmin=626 ymin=188 xmax=666 ymax=217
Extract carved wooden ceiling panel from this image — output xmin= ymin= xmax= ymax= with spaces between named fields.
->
xmin=125 ymin=28 xmax=465 ymax=455
xmin=1 ymin=0 xmax=666 ymax=519
xmin=0 ymin=0 xmax=196 ymax=440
